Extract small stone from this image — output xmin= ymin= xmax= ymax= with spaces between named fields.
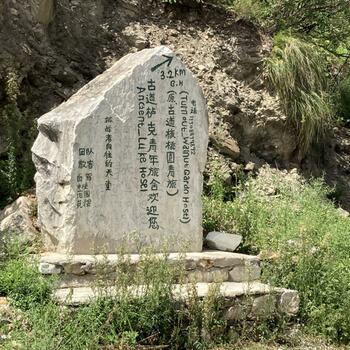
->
xmin=338 ymin=207 xmax=349 ymax=218
xmin=10 ymin=8 xmax=18 ymax=16
xmin=244 ymin=162 xmax=255 ymax=172
xmin=51 ymin=68 xmax=78 ymax=86
xmin=0 ymin=297 xmax=11 ymax=325
xmin=211 ymin=135 xmax=240 ymax=160
xmin=122 ymin=24 xmax=149 ymax=50
xmin=39 ymin=262 xmax=62 ymax=275
xmin=205 ymin=231 xmax=242 ymax=252
xmin=228 ymin=262 xmax=261 ymax=282
xmin=278 ymin=289 xmax=300 ymax=316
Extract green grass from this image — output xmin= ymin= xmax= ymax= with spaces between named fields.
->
xmin=0 ymin=245 xmax=53 ymax=310
xmin=266 ymin=35 xmax=334 ymax=156
xmin=203 ymin=166 xmax=350 ymax=343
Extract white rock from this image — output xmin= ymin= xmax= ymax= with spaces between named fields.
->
xmin=338 ymin=207 xmax=349 ymax=218
xmin=278 ymin=289 xmax=300 ymax=316
xmin=205 ymin=231 xmax=242 ymax=252
xmin=32 ymin=46 xmax=208 ymax=254
xmin=39 ymin=262 xmax=62 ymax=275
xmin=0 ymin=196 xmax=38 ymax=245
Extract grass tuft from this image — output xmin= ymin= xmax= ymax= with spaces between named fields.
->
xmin=266 ymin=35 xmax=334 ymax=156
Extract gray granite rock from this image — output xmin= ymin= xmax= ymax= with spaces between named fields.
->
xmin=278 ymin=289 xmax=300 ymax=316
xmin=32 ymin=46 xmax=208 ymax=254
xmin=228 ymin=262 xmax=261 ymax=282
xmin=205 ymin=231 xmax=242 ymax=252
xmin=0 ymin=196 xmax=38 ymax=245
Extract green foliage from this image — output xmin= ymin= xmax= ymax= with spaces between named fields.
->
xmin=266 ymin=0 xmax=350 ymax=55
xmin=203 ymin=166 xmax=350 ymax=343
xmin=335 ymin=73 xmax=350 ymax=122
xmin=229 ymin=0 xmax=269 ymax=23
xmin=266 ymin=35 xmax=334 ymax=155
xmin=0 ymin=69 xmax=36 ymax=208
xmin=162 ymin=0 xmax=202 ymax=4
xmin=0 ymin=246 xmax=53 ymax=310
xmin=228 ymin=0 xmax=350 ymax=56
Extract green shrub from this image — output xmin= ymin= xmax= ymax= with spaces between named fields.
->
xmin=266 ymin=35 xmax=334 ymax=156
xmin=0 ymin=248 xmax=53 ymax=310
xmin=203 ymin=166 xmax=350 ymax=343
xmin=229 ymin=0 xmax=269 ymax=23
xmin=227 ymin=0 xmax=350 ymax=55
xmin=0 ymin=69 xmax=36 ymax=208
xmin=335 ymin=74 xmax=350 ymax=123
xmin=266 ymin=0 xmax=350 ymax=53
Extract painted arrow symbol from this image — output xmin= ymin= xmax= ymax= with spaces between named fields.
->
xmin=151 ymin=54 xmax=174 ymax=72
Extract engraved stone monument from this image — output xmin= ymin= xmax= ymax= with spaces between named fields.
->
xmin=32 ymin=46 xmax=208 ymax=254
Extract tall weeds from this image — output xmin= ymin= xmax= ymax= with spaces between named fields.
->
xmin=203 ymin=166 xmax=350 ymax=343
xmin=266 ymin=35 xmax=334 ymax=156
xmin=0 ymin=246 xmax=226 ymax=349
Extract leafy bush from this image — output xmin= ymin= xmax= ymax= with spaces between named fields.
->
xmin=0 ymin=70 xmax=36 ymax=208
xmin=228 ymin=0 xmax=269 ymax=23
xmin=335 ymin=74 xmax=350 ymax=123
xmin=203 ymin=166 xmax=350 ymax=343
xmin=227 ymin=0 xmax=350 ymax=55
xmin=266 ymin=0 xmax=350 ymax=54
xmin=266 ymin=35 xmax=334 ymax=155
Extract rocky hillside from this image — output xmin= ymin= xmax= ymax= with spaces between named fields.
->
xmin=0 ymin=0 xmax=349 ymax=208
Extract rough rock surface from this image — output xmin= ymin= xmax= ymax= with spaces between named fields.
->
xmin=32 ymin=46 xmax=208 ymax=254
xmin=39 ymin=250 xmax=260 ymax=287
xmin=53 ymin=282 xmax=299 ymax=316
xmin=228 ymin=262 xmax=261 ymax=282
xmin=205 ymin=231 xmax=242 ymax=252
xmin=0 ymin=195 xmax=38 ymax=245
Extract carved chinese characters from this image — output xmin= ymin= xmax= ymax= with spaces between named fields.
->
xmin=32 ymin=47 xmax=208 ymax=254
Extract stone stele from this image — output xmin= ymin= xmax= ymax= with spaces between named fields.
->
xmin=32 ymin=46 xmax=209 ymax=254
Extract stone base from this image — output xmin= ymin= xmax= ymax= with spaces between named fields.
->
xmin=54 ymin=282 xmax=299 ymax=320
xmin=39 ymin=250 xmax=300 ymax=319
xmin=39 ymin=250 xmax=262 ymax=287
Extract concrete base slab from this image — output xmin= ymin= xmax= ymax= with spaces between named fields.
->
xmin=54 ymin=282 xmax=300 ymax=319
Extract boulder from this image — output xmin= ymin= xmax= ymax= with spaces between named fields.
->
xmin=205 ymin=231 xmax=242 ymax=252
xmin=0 ymin=196 xmax=39 ymax=245
xmin=32 ymin=46 xmax=209 ymax=254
